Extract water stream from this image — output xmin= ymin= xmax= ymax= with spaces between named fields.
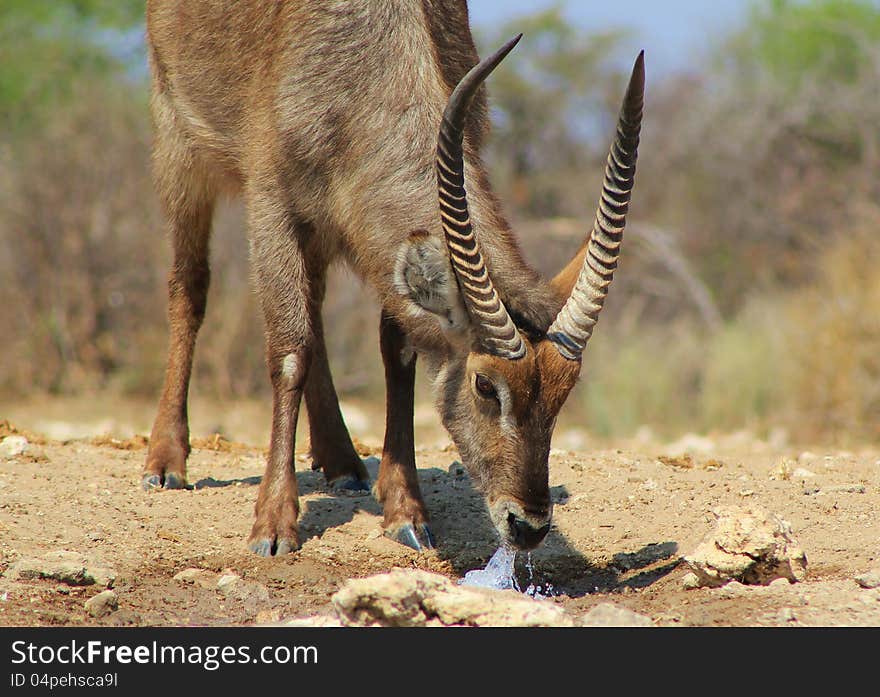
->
xmin=460 ymin=546 xmax=557 ymax=598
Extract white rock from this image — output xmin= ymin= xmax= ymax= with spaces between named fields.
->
xmin=217 ymin=573 xmax=270 ymax=604
xmin=332 ymin=569 xmax=573 ymax=627
xmin=283 ymin=615 xmax=344 ymax=627
xmin=0 ymin=435 xmax=28 ymax=459
xmin=681 ymin=572 xmax=701 ymax=590
xmin=174 ymin=568 xmax=220 ymax=590
xmin=855 ymin=568 xmax=880 ymax=590
xmin=85 ymin=590 xmax=118 ymax=618
xmin=823 ymin=484 xmax=866 ymax=494
xmin=5 ymin=551 xmax=116 ymax=587
xmin=682 ymin=505 xmax=807 ymax=588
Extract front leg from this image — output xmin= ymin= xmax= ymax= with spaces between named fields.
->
xmin=245 ymin=188 xmax=312 ymax=557
xmin=373 ymin=312 xmax=433 ymax=551
xmin=248 ymin=344 xmax=309 ymax=556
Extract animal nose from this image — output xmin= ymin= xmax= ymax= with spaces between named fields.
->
xmin=507 ymin=512 xmax=551 ymax=550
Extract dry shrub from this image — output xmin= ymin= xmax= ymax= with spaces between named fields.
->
xmin=781 ymin=208 xmax=880 ymax=441
xmin=0 ymin=80 xmax=163 ymax=395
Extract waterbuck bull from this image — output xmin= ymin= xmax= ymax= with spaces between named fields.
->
xmin=143 ymin=0 xmax=644 ymax=556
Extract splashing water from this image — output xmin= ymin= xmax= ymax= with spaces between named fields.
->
xmin=459 ymin=547 xmax=558 ymax=598
xmin=523 ymin=552 xmax=557 ymax=599
xmin=459 ymin=546 xmax=517 ymax=590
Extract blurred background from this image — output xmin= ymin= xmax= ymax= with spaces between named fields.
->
xmin=2 ymin=0 xmax=879 ymax=446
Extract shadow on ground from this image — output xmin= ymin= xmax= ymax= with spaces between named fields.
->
xmin=193 ymin=453 xmax=681 ymax=597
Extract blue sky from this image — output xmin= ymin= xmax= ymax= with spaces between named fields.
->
xmin=468 ymin=0 xmax=751 ymax=74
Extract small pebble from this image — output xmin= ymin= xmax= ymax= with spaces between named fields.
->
xmin=855 ymin=569 xmax=880 ymax=590
xmin=85 ymin=590 xmax=118 ymax=618
xmin=823 ymin=484 xmax=865 ymax=494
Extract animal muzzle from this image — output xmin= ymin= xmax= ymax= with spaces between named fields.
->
xmin=492 ymin=499 xmax=552 ymax=551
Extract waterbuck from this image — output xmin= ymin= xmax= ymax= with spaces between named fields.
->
xmin=143 ymin=0 xmax=644 ymax=556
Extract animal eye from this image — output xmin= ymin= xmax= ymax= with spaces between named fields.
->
xmin=474 ymin=373 xmax=497 ymax=399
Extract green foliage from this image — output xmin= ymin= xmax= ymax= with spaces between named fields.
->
xmin=730 ymin=0 xmax=880 ymax=86
xmin=0 ymin=0 xmax=145 ymax=131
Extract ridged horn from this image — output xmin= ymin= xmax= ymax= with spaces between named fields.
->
xmin=547 ymin=51 xmax=645 ymax=361
xmin=436 ymin=35 xmax=526 ymax=360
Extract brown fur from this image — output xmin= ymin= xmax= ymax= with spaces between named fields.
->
xmin=143 ymin=0 xmax=594 ymax=554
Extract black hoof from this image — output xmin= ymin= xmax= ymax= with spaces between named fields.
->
xmin=248 ymin=538 xmax=299 ymax=557
xmin=329 ymin=475 xmax=370 ymax=495
xmin=163 ymin=472 xmax=187 ymax=490
xmin=387 ymin=523 xmax=435 ymax=551
xmin=249 ymin=539 xmax=273 ymax=557
xmin=142 ymin=474 xmax=162 ymax=491
xmin=142 ymin=473 xmax=188 ymax=491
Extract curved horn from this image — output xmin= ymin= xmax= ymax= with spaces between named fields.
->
xmin=547 ymin=51 xmax=645 ymax=360
xmin=437 ymin=35 xmax=525 ymax=360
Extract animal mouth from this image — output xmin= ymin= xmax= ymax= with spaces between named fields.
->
xmin=489 ymin=499 xmax=553 ymax=551
xmin=506 ymin=511 xmax=551 ymax=550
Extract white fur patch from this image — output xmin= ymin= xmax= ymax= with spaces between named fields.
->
xmin=400 ymin=341 xmax=416 ymax=367
xmin=281 ymin=353 xmax=299 ymax=382
xmin=492 ymin=377 xmax=517 ymax=437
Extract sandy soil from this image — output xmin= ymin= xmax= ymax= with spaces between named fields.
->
xmin=1 ymin=401 xmax=879 ymax=627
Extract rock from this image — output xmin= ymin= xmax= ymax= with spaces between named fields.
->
xmin=822 ymin=484 xmax=866 ymax=494
xmin=681 ymin=572 xmax=701 ymax=590
xmin=332 ymin=569 xmax=573 ymax=627
xmin=855 ymin=568 xmax=880 ymax=590
xmin=173 ymin=568 xmax=220 ymax=590
xmin=682 ymin=505 xmax=807 ymax=588
xmin=5 ymin=551 xmax=116 ymax=587
xmin=792 ymin=468 xmax=816 ymax=479
xmin=283 ymin=615 xmax=344 ymax=627
xmin=85 ymin=590 xmax=118 ymax=618
xmin=0 ymin=435 xmax=28 ymax=459
xmin=580 ymin=603 xmax=653 ymax=627
xmin=255 ymin=608 xmax=285 ymax=625
xmin=717 ymin=580 xmax=749 ymax=598
xmin=217 ymin=573 xmax=270 ymax=605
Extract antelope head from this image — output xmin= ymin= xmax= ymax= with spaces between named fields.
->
xmin=403 ymin=37 xmax=644 ymax=550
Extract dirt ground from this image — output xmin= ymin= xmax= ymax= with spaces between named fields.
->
xmin=1 ymin=397 xmax=879 ymax=627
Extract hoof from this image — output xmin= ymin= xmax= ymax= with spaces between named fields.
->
xmin=142 ymin=472 xmax=187 ymax=491
xmin=142 ymin=474 xmax=162 ymax=491
xmin=163 ymin=472 xmax=187 ymax=490
xmin=329 ymin=475 xmax=370 ymax=495
xmin=386 ymin=523 xmax=435 ymax=552
xmin=248 ymin=537 xmax=299 ymax=557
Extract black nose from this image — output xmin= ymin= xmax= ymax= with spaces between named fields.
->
xmin=507 ymin=512 xmax=551 ymax=550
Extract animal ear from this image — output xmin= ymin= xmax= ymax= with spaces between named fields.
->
xmin=394 ymin=230 xmax=470 ymax=338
